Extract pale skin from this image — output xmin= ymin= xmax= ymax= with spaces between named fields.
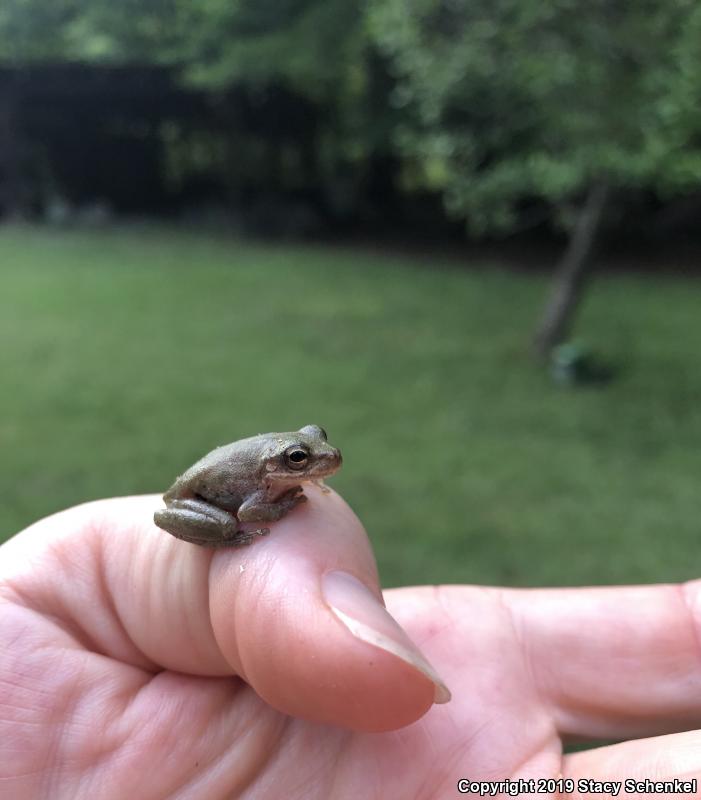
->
xmin=2 ymin=489 xmax=701 ymax=799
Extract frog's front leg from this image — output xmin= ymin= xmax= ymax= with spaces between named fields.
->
xmin=154 ymin=498 xmax=268 ymax=548
xmin=237 ymin=486 xmax=306 ymax=525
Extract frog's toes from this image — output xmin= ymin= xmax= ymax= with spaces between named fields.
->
xmin=234 ymin=527 xmax=270 ymax=546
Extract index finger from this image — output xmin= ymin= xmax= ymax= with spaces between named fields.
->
xmin=504 ymin=581 xmax=701 ymax=740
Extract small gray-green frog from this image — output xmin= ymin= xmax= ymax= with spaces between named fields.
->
xmin=154 ymin=425 xmax=342 ymax=547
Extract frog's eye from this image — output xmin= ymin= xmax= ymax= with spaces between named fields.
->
xmin=285 ymin=446 xmax=310 ymax=470
xmin=317 ymin=427 xmax=327 ymax=441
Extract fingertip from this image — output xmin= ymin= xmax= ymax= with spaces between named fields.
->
xmin=322 ymin=570 xmax=451 ymax=707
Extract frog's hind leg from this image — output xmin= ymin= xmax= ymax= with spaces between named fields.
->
xmin=154 ymin=498 xmax=267 ymax=548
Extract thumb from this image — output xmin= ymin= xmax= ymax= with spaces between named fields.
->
xmin=2 ymin=490 xmax=449 ymax=733
xmin=208 ymin=484 xmax=450 ymax=731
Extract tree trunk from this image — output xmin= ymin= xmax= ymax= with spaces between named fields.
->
xmin=532 ymin=182 xmax=610 ymax=360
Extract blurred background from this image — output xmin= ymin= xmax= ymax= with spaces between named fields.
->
xmin=1 ymin=0 xmax=699 ymax=588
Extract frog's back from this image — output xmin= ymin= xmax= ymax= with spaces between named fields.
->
xmin=164 ymin=434 xmax=268 ymax=504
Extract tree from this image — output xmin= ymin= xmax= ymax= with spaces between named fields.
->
xmin=369 ymin=0 xmax=701 ymax=358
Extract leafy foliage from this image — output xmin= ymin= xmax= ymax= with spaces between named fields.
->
xmin=369 ymin=0 xmax=701 ymax=232
xmin=4 ymin=0 xmax=701 ymax=237
xmin=0 ymin=0 xmax=369 ymax=100
xmin=0 ymin=0 xmax=393 ymax=186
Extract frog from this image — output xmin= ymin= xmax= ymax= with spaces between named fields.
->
xmin=153 ymin=425 xmax=342 ymax=547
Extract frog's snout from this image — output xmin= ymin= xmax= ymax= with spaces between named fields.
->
xmin=322 ymin=447 xmax=342 ymax=474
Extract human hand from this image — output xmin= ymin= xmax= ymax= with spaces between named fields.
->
xmin=2 ymin=490 xmax=701 ymax=799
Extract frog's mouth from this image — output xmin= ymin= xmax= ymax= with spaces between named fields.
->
xmin=316 ymin=473 xmax=347 ymax=494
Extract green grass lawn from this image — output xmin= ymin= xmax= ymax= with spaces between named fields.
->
xmin=1 ymin=223 xmax=699 ymax=588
